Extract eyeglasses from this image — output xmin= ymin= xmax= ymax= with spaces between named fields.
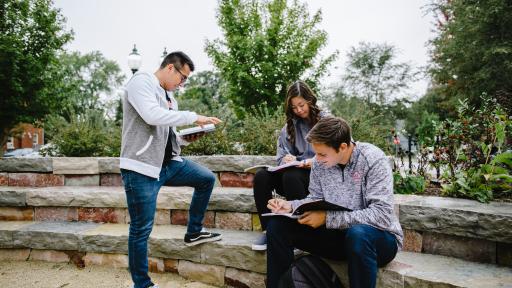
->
xmin=173 ymin=66 xmax=188 ymax=85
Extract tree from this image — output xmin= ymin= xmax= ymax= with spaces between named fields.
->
xmin=54 ymin=51 xmax=125 ymax=119
xmin=428 ymin=0 xmax=512 ymax=112
xmin=0 ymin=0 xmax=72 ymax=152
xmin=174 ymin=71 xmax=228 ymax=113
xmin=342 ymin=42 xmax=418 ymax=105
xmin=205 ymin=0 xmax=337 ymax=116
xmin=328 ymin=87 xmax=390 ymax=152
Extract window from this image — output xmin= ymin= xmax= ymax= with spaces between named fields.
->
xmin=32 ymin=133 xmax=38 ymax=147
xmin=6 ymin=137 xmax=14 ymax=150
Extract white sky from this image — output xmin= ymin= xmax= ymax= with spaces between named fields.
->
xmin=53 ymin=0 xmax=435 ymax=99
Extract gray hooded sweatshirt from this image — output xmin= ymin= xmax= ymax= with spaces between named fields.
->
xmin=120 ymin=72 xmax=198 ymax=179
xmin=291 ymin=142 xmax=404 ymax=248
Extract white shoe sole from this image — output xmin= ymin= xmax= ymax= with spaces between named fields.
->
xmin=251 ymin=244 xmax=267 ymax=251
xmin=184 ymin=235 xmax=222 ymax=247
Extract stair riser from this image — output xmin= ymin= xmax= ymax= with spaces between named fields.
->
xmin=0 ymin=248 xmax=266 ymax=288
xmin=0 ymin=206 xmax=261 ymax=232
xmin=0 ymin=172 xmax=255 ymax=188
xmin=1 ymin=221 xmax=511 ymax=288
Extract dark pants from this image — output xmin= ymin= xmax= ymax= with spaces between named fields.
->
xmin=253 ymin=167 xmax=310 ymax=230
xmin=266 ymin=217 xmax=398 ymax=288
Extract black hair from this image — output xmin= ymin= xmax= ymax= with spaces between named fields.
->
xmin=160 ymin=51 xmax=195 ymax=71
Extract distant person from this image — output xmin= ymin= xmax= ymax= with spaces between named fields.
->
xmin=251 ymin=80 xmax=327 ymax=251
xmin=266 ymin=116 xmax=403 ymax=288
xmin=120 ymin=51 xmax=222 ymax=288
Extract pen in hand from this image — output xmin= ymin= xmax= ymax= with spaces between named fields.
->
xmin=282 ymin=146 xmax=296 ymax=163
xmin=268 ymin=191 xmax=280 ymax=212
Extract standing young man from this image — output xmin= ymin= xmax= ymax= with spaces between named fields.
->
xmin=266 ymin=116 xmax=403 ymax=288
xmin=120 ymin=51 xmax=222 ymax=288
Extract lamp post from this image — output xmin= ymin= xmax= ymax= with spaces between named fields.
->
xmin=159 ymin=47 xmax=168 ymax=65
xmin=127 ymin=44 xmax=142 ymax=74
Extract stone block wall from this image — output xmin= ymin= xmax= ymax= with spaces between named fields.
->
xmin=0 ymin=206 xmax=262 ymax=231
xmin=0 ymin=156 xmax=273 ymax=188
xmin=1 ymin=157 xmax=512 ymax=268
xmin=0 ymin=248 xmax=266 ymax=288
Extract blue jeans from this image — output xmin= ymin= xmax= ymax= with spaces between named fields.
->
xmin=121 ymin=159 xmax=216 ymax=288
xmin=266 ymin=217 xmax=398 ymax=288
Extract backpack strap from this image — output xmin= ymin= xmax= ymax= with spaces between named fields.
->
xmin=293 ymin=255 xmax=339 ymax=288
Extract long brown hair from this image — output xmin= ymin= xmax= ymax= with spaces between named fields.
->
xmin=284 ymin=80 xmax=322 ymax=146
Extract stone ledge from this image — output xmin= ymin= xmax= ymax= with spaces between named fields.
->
xmin=0 ymin=187 xmax=29 ymax=206
xmin=0 ymin=221 xmax=265 ymax=273
xmin=0 ymin=221 xmax=511 ymax=288
xmin=327 ymin=252 xmax=512 ymax=288
xmin=399 ymin=196 xmax=512 ymax=243
xmin=53 ymin=157 xmax=100 ymax=175
xmin=98 ymin=158 xmax=120 ymax=174
xmin=2 ymin=187 xmax=512 ymax=243
xmin=0 ymin=156 xmax=276 ymax=174
xmin=0 ymin=186 xmax=257 ymax=212
xmin=184 ymin=155 xmax=274 ymax=173
xmin=0 ymin=158 xmax=53 ymax=172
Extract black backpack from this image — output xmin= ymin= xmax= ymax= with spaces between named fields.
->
xmin=278 ymin=255 xmax=343 ymax=288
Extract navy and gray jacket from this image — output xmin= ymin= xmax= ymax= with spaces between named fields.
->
xmin=291 ymin=142 xmax=404 ymax=248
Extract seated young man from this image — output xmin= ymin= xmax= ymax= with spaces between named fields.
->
xmin=266 ymin=116 xmax=403 ymax=288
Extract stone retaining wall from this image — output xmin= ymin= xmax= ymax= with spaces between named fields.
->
xmin=1 ymin=157 xmax=512 ymax=270
xmin=0 ymin=156 xmax=276 ymax=188
xmin=0 ymin=248 xmax=265 ymax=287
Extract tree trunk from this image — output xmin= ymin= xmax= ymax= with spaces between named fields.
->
xmin=0 ymin=127 xmax=10 ymax=157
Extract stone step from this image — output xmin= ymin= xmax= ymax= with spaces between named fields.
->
xmin=0 ymin=221 xmax=511 ymax=288
xmin=0 ymin=185 xmax=260 ymax=232
xmin=0 ymin=186 xmax=255 ymax=211
xmin=1 ymin=187 xmax=512 ymax=268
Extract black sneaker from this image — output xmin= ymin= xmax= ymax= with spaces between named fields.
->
xmin=184 ymin=230 xmax=222 ymax=246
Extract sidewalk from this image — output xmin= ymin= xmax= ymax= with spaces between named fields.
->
xmin=0 ymin=260 xmax=217 ymax=288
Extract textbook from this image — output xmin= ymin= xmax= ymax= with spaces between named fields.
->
xmin=177 ymin=124 xmax=216 ymax=137
xmin=262 ymin=199 xmax=352 ymax=219
xmin=244 ymin=160 xmax=303 ymax=174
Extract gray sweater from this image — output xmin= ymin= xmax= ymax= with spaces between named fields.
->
xmin=276 ymin=112 xmax=328 ymax=165
xmin=291 ymin=142 xmax=403 ymax=248
xmin=120 ymin=72 xmax=198 ymax=179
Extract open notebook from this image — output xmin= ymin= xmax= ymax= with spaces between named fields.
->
xmin=262 ymin=199 xmax=352 ymax=219
xmin=177 ymin=124 xmax=216 ymax=137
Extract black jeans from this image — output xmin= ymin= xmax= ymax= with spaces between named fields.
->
xmin=266 ymin=217 xmax=398 ymax=288
xmin=253 ymin=167 xmax=310 ymax=230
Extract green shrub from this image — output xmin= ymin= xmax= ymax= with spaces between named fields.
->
xmin=181 ymin=103 xmax=284 ymax=156
xmin=45 ymin=109 xmax=121 ymax=157
xmin=235 ymin=105 xmax=284 ymax=155
xmin=436 ymin=96 xmax=512 ymax=202
xmin=442 ymin=151 xmax=512 ymax=202
xmin=393 ymin=172 xmax=426 ymax=194
xmin=180 ymin=121 xmax=238 ymax=155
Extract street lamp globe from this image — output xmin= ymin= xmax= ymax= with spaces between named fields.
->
xmin=127 ymin=44 xmax=142 ymax=74
xmin=159 ymin=47 xmax=168 ymax=66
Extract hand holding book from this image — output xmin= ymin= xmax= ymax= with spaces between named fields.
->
xmin=177 ymin=124 xmax=216 ymax=137
xmin=263 ymin=199 xmax=351 ymax=219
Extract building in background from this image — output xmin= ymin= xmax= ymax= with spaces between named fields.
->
xmin=3 ymin=123 xmax=44 ymax=152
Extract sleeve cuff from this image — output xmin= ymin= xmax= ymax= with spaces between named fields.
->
xmin=188 ymin=112 xmax=198 ymax=124
xmin=326 ymin=211 xmax=349 ymax=229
